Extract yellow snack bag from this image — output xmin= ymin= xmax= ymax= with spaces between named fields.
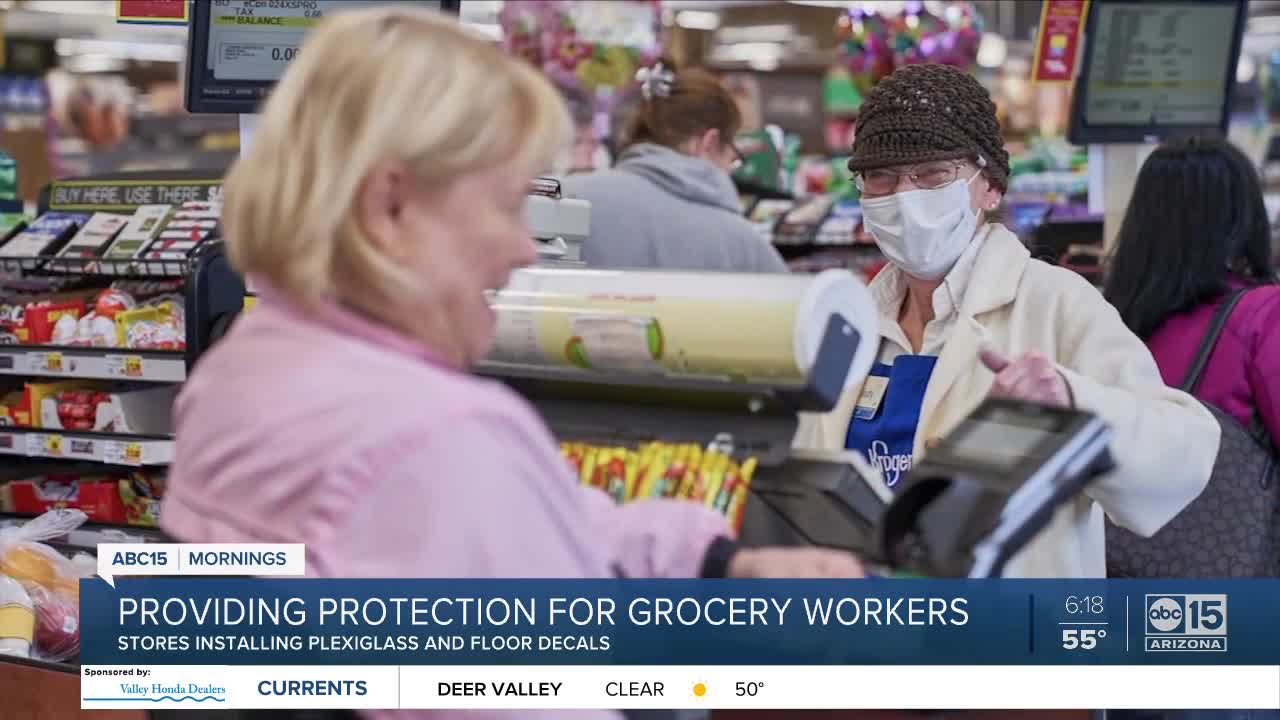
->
xmin=638 ymin=445 xmax=668 ymax=498
xmin=624 ymin=450 xmax=640 ymax=501
xmin=579 ymin=446 xmax=599 ymax=486
xmin=677 ymin=445 xmax=702 ymax=499
xmin=703 ymin=453 xmax=729 ymax=509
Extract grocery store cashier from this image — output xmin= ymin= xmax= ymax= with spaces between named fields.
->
xmin=162 ymin=4 xmax=861 ymax=659
xmin=793 ymin=64 xmax=1220 ymax=578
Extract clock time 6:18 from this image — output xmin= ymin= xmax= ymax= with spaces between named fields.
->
xmin=1065 ymin=595 xmax=1104 ymax=615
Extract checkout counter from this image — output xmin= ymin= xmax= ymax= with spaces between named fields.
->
xmin=494 ymin=188 xmax=1117 ymax=578
xmin=3 ymin=185 xmax=1118 ymax=720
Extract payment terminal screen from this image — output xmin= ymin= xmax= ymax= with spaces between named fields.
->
xmin=1082 ymin=2 xmax=1239 ymax=126
xmin=947 ymin=415 xmax=1052 ymax=470
xmin=190 ymin=1 xmax=445 ymax=110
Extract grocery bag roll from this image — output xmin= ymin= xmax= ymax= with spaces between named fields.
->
xmin=486 ymin=267 xmax=878 ymax=391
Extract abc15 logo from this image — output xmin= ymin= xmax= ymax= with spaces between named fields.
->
xmin=1145 ymin=594 xmax=1227 ymax=636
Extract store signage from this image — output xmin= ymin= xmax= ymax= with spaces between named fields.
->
xmin=1032 ymin=0 xmax=1090 ymax=84
xmin=48 ymin=179 xmax=222 ymax=212
xmin=116 ymin=0 xmax=189 ymax=25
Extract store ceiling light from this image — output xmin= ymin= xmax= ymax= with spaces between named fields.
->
xmin=716 ymin=24 xmax=795 ymax=44
xmin=976 ymin=33 xmax=1008 ymax=68
xmin=23 ymin=0 xmax=114 ymax=15
xmin=677 ymin=10 xmax=721 ymax=31
xmin=1247 ymin=16 xmax=1280 ymax=34
xmin=55 ymin=38 xmax=185 ymax=63
xmin=789 ymin=0 xmax=907 ymax=9
xmin=63 ymin=54 xmax=127 ymax=74
xmin=716 ymin=40 xmax=783 ymax=65
xmin=1237 ymin=54 xmax=1257 ymax=84
xmin=749 ymin=55 xmax=781 ymax=72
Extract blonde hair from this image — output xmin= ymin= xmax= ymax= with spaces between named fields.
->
xmin=222 ymin=6 xmax=571 ymax=306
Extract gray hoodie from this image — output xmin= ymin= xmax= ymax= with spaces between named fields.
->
xmin=561 ymin=143 xmax=787 ymax=273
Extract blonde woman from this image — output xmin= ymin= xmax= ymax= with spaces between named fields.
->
xmin=161 ymin=8 xmax=860 ymax=707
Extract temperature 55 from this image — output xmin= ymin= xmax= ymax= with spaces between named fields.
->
xmin=1062 ymin=627 xmax=1107 ymax=650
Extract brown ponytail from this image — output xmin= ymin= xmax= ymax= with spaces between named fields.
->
xmin=625 ymin=58 xmax=742 ymax=152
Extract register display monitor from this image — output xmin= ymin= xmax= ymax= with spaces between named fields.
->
xmin=185 ymin=0 xmax=460 ymax=114
xmin=1068 ymin=0 xmax=1246 ymax=144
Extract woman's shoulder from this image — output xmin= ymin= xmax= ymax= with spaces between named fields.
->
xmin=561 ymin=168 xmax=648 ymax=200
xmin=1240 ymin=281 xmax=1280 ymax=312
xmin=184 ymin=305 xmax=549 ymax=451
xmin=1234 ymin=282 xmax=1280 ymax=340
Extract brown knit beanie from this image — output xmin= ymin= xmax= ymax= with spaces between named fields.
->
xmin=849 ymin=64 xmax=1009 ymax=191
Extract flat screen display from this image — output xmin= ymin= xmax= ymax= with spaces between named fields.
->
xmin=945 ymin=408 xmax=1067 ymax=471
xmin=1068 ymin=0 xmax=1245 ymax=144
xmin=186 ymin=0 xmax=459 ymax=114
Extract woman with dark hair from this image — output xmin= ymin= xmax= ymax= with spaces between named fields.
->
xmin=1105 ymin=137 xmax=1280 ymax=450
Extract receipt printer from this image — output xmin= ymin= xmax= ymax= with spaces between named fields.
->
xmin=878 ymin=397 xmax=1115 ymax=578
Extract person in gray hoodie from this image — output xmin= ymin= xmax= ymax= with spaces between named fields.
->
xmin=561 ymin=61 xmax=787 ymax=273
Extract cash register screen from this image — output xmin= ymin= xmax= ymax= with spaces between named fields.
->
xmin=947 ymin=408 xmax=1063 ymax=470
xmin=1069 ymin=0 xmax=1244 ymax=143
xmin=186 ymin=0 xmax=457 ymax=114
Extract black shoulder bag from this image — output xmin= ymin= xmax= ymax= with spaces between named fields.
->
xmin=1106 ymin=289 xmax=1280 ymax=577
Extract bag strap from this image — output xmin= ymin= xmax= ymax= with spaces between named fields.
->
xmin=1180 ymin=289 xmax=1248 ymax=394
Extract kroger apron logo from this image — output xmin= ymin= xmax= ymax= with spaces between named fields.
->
xmin=868 ymin=440 xmax=913 ymax=487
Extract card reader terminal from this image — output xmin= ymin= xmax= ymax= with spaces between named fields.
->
xmin=878 ymin=397 xmax=1115 ymax=578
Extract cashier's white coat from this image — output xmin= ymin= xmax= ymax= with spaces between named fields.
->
xmin=793 ymin=224 xmax=1220 ymax=578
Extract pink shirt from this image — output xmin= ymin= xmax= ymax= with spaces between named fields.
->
xmin=161 ymin=284 xmax=732 ymax=720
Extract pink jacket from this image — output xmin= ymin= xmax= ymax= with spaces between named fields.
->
xmin=1145 ymin=282 xmax=1280 ymax=449
xmin=160 ymin=284 xmax=732 ymax=720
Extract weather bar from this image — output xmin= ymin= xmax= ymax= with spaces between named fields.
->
xmin=82 ymin=665 xmax=1280 ymax=710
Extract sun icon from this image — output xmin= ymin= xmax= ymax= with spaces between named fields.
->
xmin=692 ymin=681 xmax=708 ymax=699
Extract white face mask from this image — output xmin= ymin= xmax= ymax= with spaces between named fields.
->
xmin=860 ymin=173 xmax=980 ymax=280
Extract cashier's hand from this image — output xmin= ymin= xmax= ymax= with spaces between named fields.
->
xmin=727 ymin=547 xmax=864 ymax=578
xmin=980 ymin=348 xmax=1072 ymax=408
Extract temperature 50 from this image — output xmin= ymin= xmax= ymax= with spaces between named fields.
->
xmin=736 ymin=682 xmax=765 ymax=697
xmin=1062 ymin=628 xmax=1107 ymax=650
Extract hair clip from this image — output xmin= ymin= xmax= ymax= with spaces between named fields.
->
xmin=636 ymin=63 xmax=675 ymax=101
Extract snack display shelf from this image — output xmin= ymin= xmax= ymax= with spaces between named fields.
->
xmin=0 ymin=346 xmax=185 ymax=383
xmin=0 ymin=511 xmax=164 ymax=549
xmin=0 ymin=255 xmax=198 ymax=279
xmin=0 ymin=427 xmax=173 ymax=466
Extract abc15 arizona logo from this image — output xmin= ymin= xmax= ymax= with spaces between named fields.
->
xmin=1144 ymin=594 xmax=1227 ymax=652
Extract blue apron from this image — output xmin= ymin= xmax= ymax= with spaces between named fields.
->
xmin=844 ymin=354 xmax=938 ymax=489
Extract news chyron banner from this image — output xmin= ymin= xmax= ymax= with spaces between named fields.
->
xmin=80 ymin=545 xmax=1280 ymax=711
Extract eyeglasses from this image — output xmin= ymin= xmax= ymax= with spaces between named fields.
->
xmin=854 ymin=157 xmax=986 ymax=196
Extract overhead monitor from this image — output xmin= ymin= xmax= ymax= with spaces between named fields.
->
xmin=1067 ymin=0 xmax=1246 ymax=144
xmin=185 ymin=0 xmax=461 ymax=115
